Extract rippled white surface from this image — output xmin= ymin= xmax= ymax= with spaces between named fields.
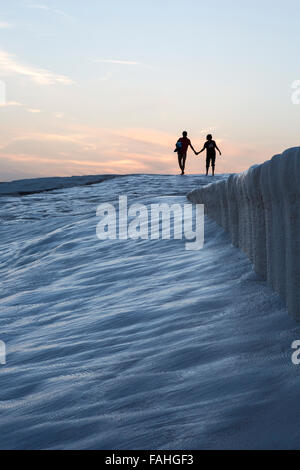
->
xmin=0 ymin=174 xmax=300 ymax=450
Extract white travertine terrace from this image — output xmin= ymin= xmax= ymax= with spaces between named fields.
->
xmin=188 ymin=147 xmax=300 ymax=320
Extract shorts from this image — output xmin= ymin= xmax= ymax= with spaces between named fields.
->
xmin=178 ymin=151 xmax=187 ymax=159
xmin=206 ymin=154 xmax=216 ymax=167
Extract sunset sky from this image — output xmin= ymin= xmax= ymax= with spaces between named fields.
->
xmin=1 ymin=0 xmax=300 ymax=181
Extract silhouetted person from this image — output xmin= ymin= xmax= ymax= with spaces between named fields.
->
xmin=174 ymin=131 xmax=197 ymax=175
xmin=197 ymin=134 xmax=221 ymax=176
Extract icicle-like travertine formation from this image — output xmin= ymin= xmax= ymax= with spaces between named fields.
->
xmin=188 ymin=147 xmax=300 ymax=320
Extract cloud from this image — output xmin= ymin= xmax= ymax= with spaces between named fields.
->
xmin=0 ymin=102 xmax=43 ymax=113
xmin=94 ymin=59 xmax=141 ymax=65
xmin=98 ymin=72 xmax=112 ymax=81
xmin=0 ymin=49 xmax=74 ymax=85
xmin=27 ymin=3 xmax=50 ymax=9
xmin=26 ymin=3 xmax=73 ymax=20
xmin=0 ymin=101 xmax=23 ymax=108
xmin=0 ymin=126 xmax=175 ymax=176
xmin=0 ymin=22 xmax=12 ymax=29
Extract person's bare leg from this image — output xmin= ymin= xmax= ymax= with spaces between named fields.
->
xmin=212 ymin=166 xmax=215 ymax=176
xmin=206 ymin=157 xmax=209 ymax=176
xmin=178 ymin=154 xmax=183 ymax=174
xmin=180 ymin=156 xmax=184 ymax=174
xmin=182 ymin=155 xmax=186 ymax=174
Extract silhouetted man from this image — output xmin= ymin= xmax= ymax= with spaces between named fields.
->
xmin=197 ymin=134 xmax=221 ymax=176
xmin=174 ymin=131 xmax=197 ymax=175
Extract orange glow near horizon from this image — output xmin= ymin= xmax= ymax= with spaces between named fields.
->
xmin=0 ymin=122 xmax=283 ymax=181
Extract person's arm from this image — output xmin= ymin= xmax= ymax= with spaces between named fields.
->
xmin=197 ymin=146 xmax=205 ymax=155
xmin=215 ymin=142 xmax=221 ymax=155
xmin=189 ymin=141 xmax=197 ymax=155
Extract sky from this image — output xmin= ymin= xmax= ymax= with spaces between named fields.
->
xmin=0 ymin=0 xmax=300 ymax=180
